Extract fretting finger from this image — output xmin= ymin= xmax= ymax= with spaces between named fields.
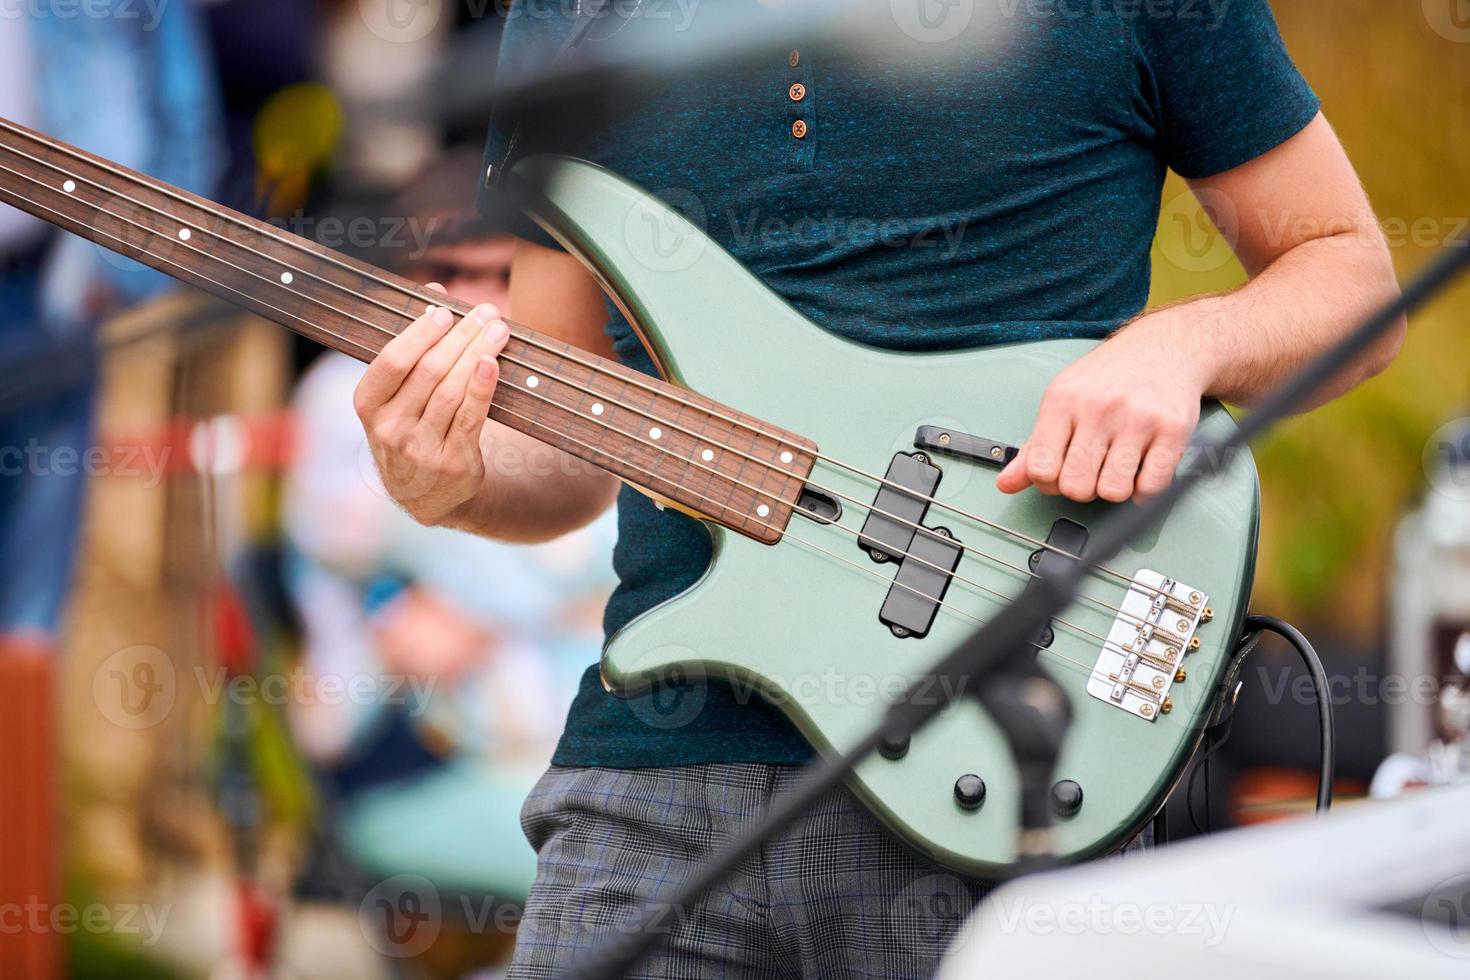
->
xmin=448 ymin=349 xmax=504 ymax=451
xmin=424 ymin=312 xmax=511 ymax=440
xmin=387 ymin=302 xmax=501 ymax=419
xmin=354 ymin=303 xmax=456 ymax=416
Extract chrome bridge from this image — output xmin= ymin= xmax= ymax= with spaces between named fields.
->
xmin=1086 ymin=570 xmax=1210 ymax=721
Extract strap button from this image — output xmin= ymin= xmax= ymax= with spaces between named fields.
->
xmin=954 ymin=774 xmax=987 ymax=810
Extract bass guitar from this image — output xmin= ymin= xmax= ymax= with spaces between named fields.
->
xmin=0 ymin=118 xmax=1257 ymax=876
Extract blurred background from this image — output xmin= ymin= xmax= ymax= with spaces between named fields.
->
xmin=0 ymin=1 xmax=1467 ymax=977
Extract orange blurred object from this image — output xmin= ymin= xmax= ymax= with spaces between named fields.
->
xmin=0 ymin=636 xmax=61 ymax=980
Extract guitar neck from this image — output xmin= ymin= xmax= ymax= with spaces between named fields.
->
xmin=0 ymin=117 xmax=814 ymax=543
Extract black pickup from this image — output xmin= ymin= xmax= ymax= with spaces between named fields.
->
xmin=857 ymin=452 xmax=942 ymax=563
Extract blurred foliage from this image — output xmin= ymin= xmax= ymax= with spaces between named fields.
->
xmin=1147 ymin=0 xmax=1470 ymax=636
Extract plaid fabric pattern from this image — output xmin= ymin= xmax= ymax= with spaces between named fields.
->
xmin=505 ymin=763 xmax=995 ymax=979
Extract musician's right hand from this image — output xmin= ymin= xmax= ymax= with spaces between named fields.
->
xmin=353 ymin=286 xmax=511 ymax=527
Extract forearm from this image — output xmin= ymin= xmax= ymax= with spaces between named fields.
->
xmin=440 ymin=422 xmax=619 ymax=543
xmin=1129 ymin=217 xmax=1405 ymax=412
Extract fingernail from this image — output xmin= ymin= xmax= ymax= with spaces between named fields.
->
xmin=472 ymin=303 xmax=500 ymax=325
xmin=432 ymin=306 xmax=454 ymax=328
xmin=483 ymin=318 xmax=509 ymax=343
xmin=475 ymin=356 xmax=496 ymax=381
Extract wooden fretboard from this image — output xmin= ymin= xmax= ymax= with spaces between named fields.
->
xmin=0 ymin=118 xmax=816 ymax=543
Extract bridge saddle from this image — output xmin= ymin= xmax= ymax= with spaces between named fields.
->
xmin=1086 ymin=570 xmax=1208 ymax=722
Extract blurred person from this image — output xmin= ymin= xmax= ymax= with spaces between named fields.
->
xmin=281 ymin=152 xmax=615 ymax=933
xmin=347 ymin=2 xmax=1410 ymax=976
xmin=0 ymin=4 xmax=220 ymax=978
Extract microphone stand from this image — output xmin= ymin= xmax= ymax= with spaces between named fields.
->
xmin=558 ymin=235 xmax=1470 ymax=980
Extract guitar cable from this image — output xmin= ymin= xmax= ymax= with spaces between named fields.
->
xmin=1186 ymin=614 xmax=1334 ymax=834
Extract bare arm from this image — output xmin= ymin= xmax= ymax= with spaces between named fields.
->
xmin=355 ymin=240 xmax=619 ymax=544
xmin=998 ymin=114 xmax=1406 ymax=503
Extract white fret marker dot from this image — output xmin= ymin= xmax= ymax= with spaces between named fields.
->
xmin=178 ymin=228 xmax=191 ymax=241
xmin=592 ymin=403 xmax=604 ymax=416
xmin=756 ymin=504 xmax=771 ymax=518
xmin=780 ymin=451 xmax=794 ymax=464
xmin=649 ymin=427 xmax=662 ymax=440
xmin=701 ymin=449 xmax=714 ymax=462
xmin=280 ymin=272 xmax=294 ymax=284
xmin=62 ymin=180 xmax=76 ymax=193
xmin=425 ymin=304 xmax=436 ymax=315
xmin=526 ymin=375 xmax=539 ymax=388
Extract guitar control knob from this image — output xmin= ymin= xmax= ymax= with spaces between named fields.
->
xmin=1051 ymin=779 xmax=1084 ymax=817
xmin=954 ymin=774 xmax=987 ymax=810
xmin=879 ymin=732 xmax=910 ymax=760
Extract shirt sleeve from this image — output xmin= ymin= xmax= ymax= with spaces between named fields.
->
xmin=1137 ymin=0 xmax=1320 ymax=179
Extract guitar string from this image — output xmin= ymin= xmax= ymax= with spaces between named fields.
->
xmin=479 ymin=388 xmax=1190 ymax=715
xmin=0 ymin=178 xmax=1201 ymax=722
xmin=0 ymin=153 xmax=1188 ymax=639
xmin=0 ymin=117 xmax=1180 ymax=607
xmin=476 ymin=397 xmax=1199 ymax=726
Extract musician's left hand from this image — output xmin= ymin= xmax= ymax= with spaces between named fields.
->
xmin=995 ymin=314 xmax=1209 ymax=503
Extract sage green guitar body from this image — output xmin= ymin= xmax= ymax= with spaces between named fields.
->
xmin=515 ymin=155 xmax=1259 ymax=877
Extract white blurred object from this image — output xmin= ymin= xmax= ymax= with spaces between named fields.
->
xmin=322 ymin=0 xmax=451 ymax=189
xmin=939 ymin=784 xmax=1470 ymax=980
xmin=1385 ymin=420 xmax=1470 ymax=759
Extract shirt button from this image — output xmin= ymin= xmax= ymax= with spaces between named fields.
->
xmin=791 ymin=119 xmax=808 ymax=139
xmin=788 ymin=49 xmax=800 ymax=67
xmin=788 ymin=82 xmax=806 ymax=102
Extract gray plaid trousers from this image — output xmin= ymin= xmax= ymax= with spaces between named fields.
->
xmin=505 ymin=763 xmax=995 ymax=979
